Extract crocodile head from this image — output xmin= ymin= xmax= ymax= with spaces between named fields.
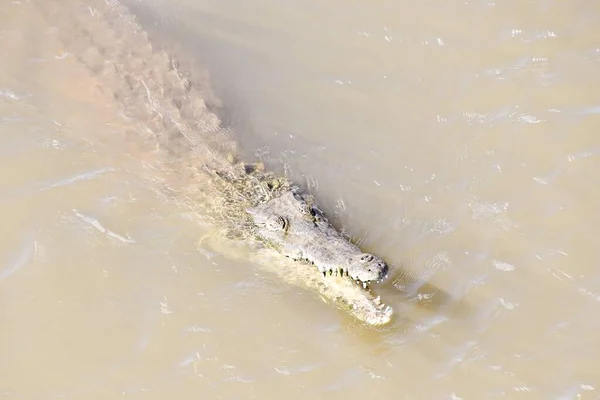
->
xmin=247 ymin=191 xmax=389 ymax=287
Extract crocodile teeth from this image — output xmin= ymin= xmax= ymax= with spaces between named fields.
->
xmin=374 ymin=296 xmax=381 ymax=305
xmin=322 ymin=272 xmax=326 ymax=278
xmin=362 ymin=282 xmax=367 ymax=289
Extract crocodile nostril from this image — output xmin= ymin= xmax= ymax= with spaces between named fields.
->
xmin=360 ymin=254 xmax=374 ymax=262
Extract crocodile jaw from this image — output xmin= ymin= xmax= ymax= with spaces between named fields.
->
xmin=247 ymin=191 xmax=393 ymax=325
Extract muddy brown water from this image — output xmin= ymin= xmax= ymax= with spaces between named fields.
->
xmin=2 ymin=0 xmax=600 ymax=398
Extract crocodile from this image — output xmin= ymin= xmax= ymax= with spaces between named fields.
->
xmin=35 ymin=0 xmax=394 ymax=325
xmin=247 ymin=191 xmax=388 ymax=286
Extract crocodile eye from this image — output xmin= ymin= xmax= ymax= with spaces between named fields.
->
xmin=265 ymin=215 xmax=288 ymax=231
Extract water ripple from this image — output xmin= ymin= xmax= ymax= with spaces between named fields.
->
xmin=73 ymin=209 xmax=136 ymax=244
xmin=0 ymin=233 xmax=35 ymax=281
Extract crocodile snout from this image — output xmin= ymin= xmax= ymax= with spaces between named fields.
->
xmin=346 ymin=253 xmax=389 ymax=285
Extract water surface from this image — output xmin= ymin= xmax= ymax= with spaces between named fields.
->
xmin=2 ymin=0 xmax=600 ymax=398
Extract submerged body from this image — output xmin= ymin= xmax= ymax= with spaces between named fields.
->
xmin=37 ymin=0 xmax=393 ymax=325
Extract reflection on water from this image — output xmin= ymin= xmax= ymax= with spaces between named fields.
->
xmin=2 ymin=0 xmax=600 ymax=398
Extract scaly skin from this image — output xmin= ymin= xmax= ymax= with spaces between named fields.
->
xmin=35 ymin=0 xmax=394 ymax=325
xmin=248 ymin=191 xmax=389 ymax=286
